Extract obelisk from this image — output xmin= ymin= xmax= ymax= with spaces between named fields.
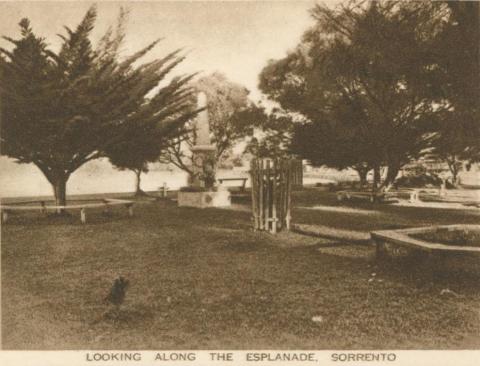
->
xmin=190 ymin=92 xmax=216 ymax=188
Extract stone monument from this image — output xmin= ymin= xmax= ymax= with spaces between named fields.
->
xmin=189 ymin=92 xmax=216 ymax=188
xmin=177 ymin=92 xmax=231 ymax=208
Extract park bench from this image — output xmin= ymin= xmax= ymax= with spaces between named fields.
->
xmin=336 ymin=189 xmax=432 ymax=203
xmin=218 ymin=177 xmax=248 ymax=191
xmin=0 ymin=198 xmax=134 ymax=224
xmin=336 ymin=190 xmax=387 ymax=203
xmin=158 ymin=183 xmax=170 ymax=198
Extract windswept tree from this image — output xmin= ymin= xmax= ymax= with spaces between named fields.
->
xmin=106 ymin=78 xmax=197 ymax=196
xmin=428 ymin=111 xmax=475 ymax=185
xmin=259 ymin=1 xmax=449 ymax=191
xmin=290 ymin=103 xmax=379 ymax=187
xmin=160 ymin=72 xmax=262 ymax=177
xmin=429 ymin=1 xmax=480 ymax=182
xmin=1 ymin=6 xmax=198 ymax=207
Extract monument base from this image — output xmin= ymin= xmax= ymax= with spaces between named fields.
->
xmin=177 ymin=190 xmax=231 ymax=209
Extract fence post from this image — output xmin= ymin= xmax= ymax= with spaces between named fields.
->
xmin=250 ymin=160 xmax=258 ymax=231
xmin=286 ymin=160 xmax=292 ymax=231
xmin=271 ymin=159 xmax=277 ymax=234
xmin=162 ymin=182 xmax=168 ymax=198
xmin=277 ymin=161 xmax=283 ymax=231
xmin=40 ymin=201 xmax=47 ymax=215
xmin=258 ymin=159 xmax=264 ymax=230
xmin=80 ymin=208 xmax=86 ymax=224
xmin=265 ymin=160 xmax=271 ymax=231
xmin=2 ymin=210 xmax=8 ymax=224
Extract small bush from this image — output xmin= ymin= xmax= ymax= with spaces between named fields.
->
xmin=395 ymin=173 xmax=453 ymax=188
xmin=179 ymin=186 xmax=218 ymax=193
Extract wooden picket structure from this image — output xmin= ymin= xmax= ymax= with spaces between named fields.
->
xmin=250 ymin=158 xmax=295 ymax=234
xmin=290 ymin=159 xmax=303 ymax=187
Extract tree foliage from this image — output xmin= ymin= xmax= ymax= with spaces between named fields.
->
xmin=160 ymin=72 xmax=261 ymax=176
xmin=1 ymin=6 xmax=197 ymax=205
xmin=440 ymin=1 xmax=479 ymax=131
xmin=290 ymin=104 xmax=376 ymax=185
xmin=428 ymin=1 xmax=480 ymax=182
xmin=259 ymin=0 xmax=453 ymax=190
xmin=245 ymin=108 xmax=296 ymax=160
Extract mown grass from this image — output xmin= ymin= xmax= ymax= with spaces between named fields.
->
xmin=292 ymin=189 xmax=480 ymax=231
xmin=2 ymin=191 xmax=480 ymax=349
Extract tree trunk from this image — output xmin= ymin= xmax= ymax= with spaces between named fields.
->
xmin=451 ymin=169 xmax=458 ymax=185
xmin=372 ymin=166 xmax=381 ymax=193
xmin=383 ymin=162 xmax=401 ymax=190
xmin=52 ymin=176 xmax=68 ymax=214
xmin=446 ymin=157 xmax=459 ymax=186
xmin=355 ymin=167 xmax=368 ymax=188
xmin=134 ymin=170 xmax=145 ymax=196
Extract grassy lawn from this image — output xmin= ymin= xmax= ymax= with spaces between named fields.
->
xmin=292 ymin=189 xmax=480 ymax=231
xmin=2 ymin=190 xmax=480 ymax=349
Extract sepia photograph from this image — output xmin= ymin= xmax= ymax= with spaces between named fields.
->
xmin=0 ymin=0 xmax=479 ymax=356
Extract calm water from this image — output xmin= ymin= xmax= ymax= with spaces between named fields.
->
xmin=0 ymin=157 xmax=262 ymax=198
xmin=0 ymin=157 xmax=192 ymax=198
xmin=0 ymin=157 xmax=367 ymax=199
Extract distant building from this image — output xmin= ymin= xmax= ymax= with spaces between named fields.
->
xmin=458 ymin=161 xmax=480 ymax=189
xmin=401 ymin=156 xmax=480 ymax=188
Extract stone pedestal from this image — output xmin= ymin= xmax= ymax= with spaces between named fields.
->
xmin=177 ymin=92 xmax=231 ymax=208
xmin=189 ymin=145 xmax=216 ymax=188
xmin=178 ymin=189 xmax=231 ymax=209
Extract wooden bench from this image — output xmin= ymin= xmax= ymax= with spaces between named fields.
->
xmin=158 ymin=183 xmax=170 ymax=198
xmin=0 ymin=198 xmax=134 ymax=224
xmin=336 ymin=190 xmax=385 ymax=203
xmin=218 ymin=177 xmax=248 ymax=191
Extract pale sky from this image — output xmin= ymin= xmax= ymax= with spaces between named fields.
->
xmin=0 ymin=0 xmax=340 ymax=100
xmin=0 ymin=1 xmax=349 ymax=197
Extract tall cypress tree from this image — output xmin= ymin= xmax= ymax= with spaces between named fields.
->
xmin=1 ymin=6 xmax=197 ymax=208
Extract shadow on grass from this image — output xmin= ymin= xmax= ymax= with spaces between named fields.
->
xmin=2 ymin=210 xmax=134 ymax=226
xmin=292 ymin=189 xmax=480 ymax=231
xmin=374 ymin=252 xmax=480 ymax=292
